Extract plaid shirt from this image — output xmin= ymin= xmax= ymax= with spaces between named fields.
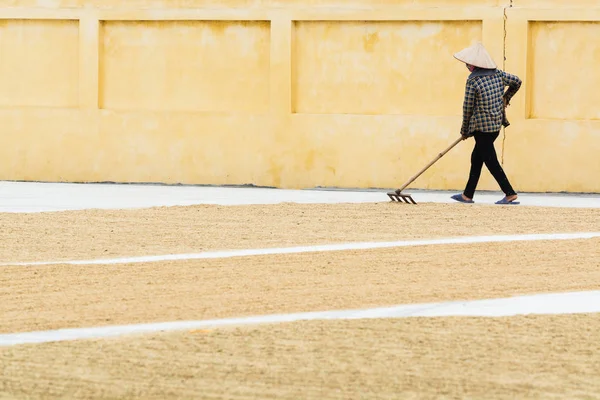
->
xmin=461 ymin=69 xmax=522 ymax=136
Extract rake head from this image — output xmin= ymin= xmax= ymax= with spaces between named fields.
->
xmin=387 ymin=191 xmax=417 ymax=204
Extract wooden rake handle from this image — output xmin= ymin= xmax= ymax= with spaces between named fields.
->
xmin=397 ymin=136 xmax=466 ymax=192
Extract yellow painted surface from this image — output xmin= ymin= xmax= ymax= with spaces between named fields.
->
xmin=293 ymin=21 xmax=481 ymax=115
xmin=501 ymin=7 xmax=600 ymax=193
xmin=503 ymin=120 xmax=600 ymax=193
xmin=513 ymin=0 xmax=599 ymax=7
xmin=0 ymin=1 xmax=598 ymax=193
xmin=0 ymin=0 xmax=507 ymax=8
xmin=100 ymin=21 xmax=270 ymax=112
xmin=528 ymin=22 xmax=600 ymax=120
xmin=0 ymin=19 xmax=78 ymax=107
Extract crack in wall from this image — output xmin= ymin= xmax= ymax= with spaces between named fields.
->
xmin=501 ymin=0 xmax=512 ymax=165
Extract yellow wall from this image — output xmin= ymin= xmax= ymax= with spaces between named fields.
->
xmin=0 ymin=0 xmax=598 ymax=193
xmin=503 ymin=4 xmax=600 ymax=193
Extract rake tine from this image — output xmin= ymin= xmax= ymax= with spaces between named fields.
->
xmin=387 ymin=136 xmax=466 ymax=206
xmin=387 ymin=191 xmax=417 ymax=205
xmin=388 ymin=192 xmax=400 ymax=202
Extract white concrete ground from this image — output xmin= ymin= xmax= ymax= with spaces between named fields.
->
xmin=3 ymin=232 xmax=599 ymax=267
xmin=1 ymin=180 xmax=598 ymax=346
xmin=2 ymin=290 xmax=599 ymax=347
xmin=0 ymin=181 xmax=599 ymax=212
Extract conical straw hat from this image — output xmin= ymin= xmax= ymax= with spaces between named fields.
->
xmin=453 ymin=42 xmax=497 ymax=69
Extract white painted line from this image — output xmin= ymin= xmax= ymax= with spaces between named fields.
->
xmin=2 ymin=232 xmax=599 ymax=267
xmin=2 ymin=290 xmax=599 ymax=347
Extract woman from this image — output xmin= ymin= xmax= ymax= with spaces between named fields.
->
xmin=451 ymin=42 xmax=522 ymax=205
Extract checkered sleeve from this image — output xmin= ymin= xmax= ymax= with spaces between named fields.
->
xmin=461 ymin=80 xmax=477 ymax=136
xmin=500 ymin=70 xmax=522 ymax=105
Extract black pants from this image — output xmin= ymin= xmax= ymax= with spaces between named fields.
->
xmin=463 ymin=131 xmax=516 ymax=199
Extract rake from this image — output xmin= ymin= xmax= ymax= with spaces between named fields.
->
xmin=387 ymin=136 xmax=466 ymax=204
